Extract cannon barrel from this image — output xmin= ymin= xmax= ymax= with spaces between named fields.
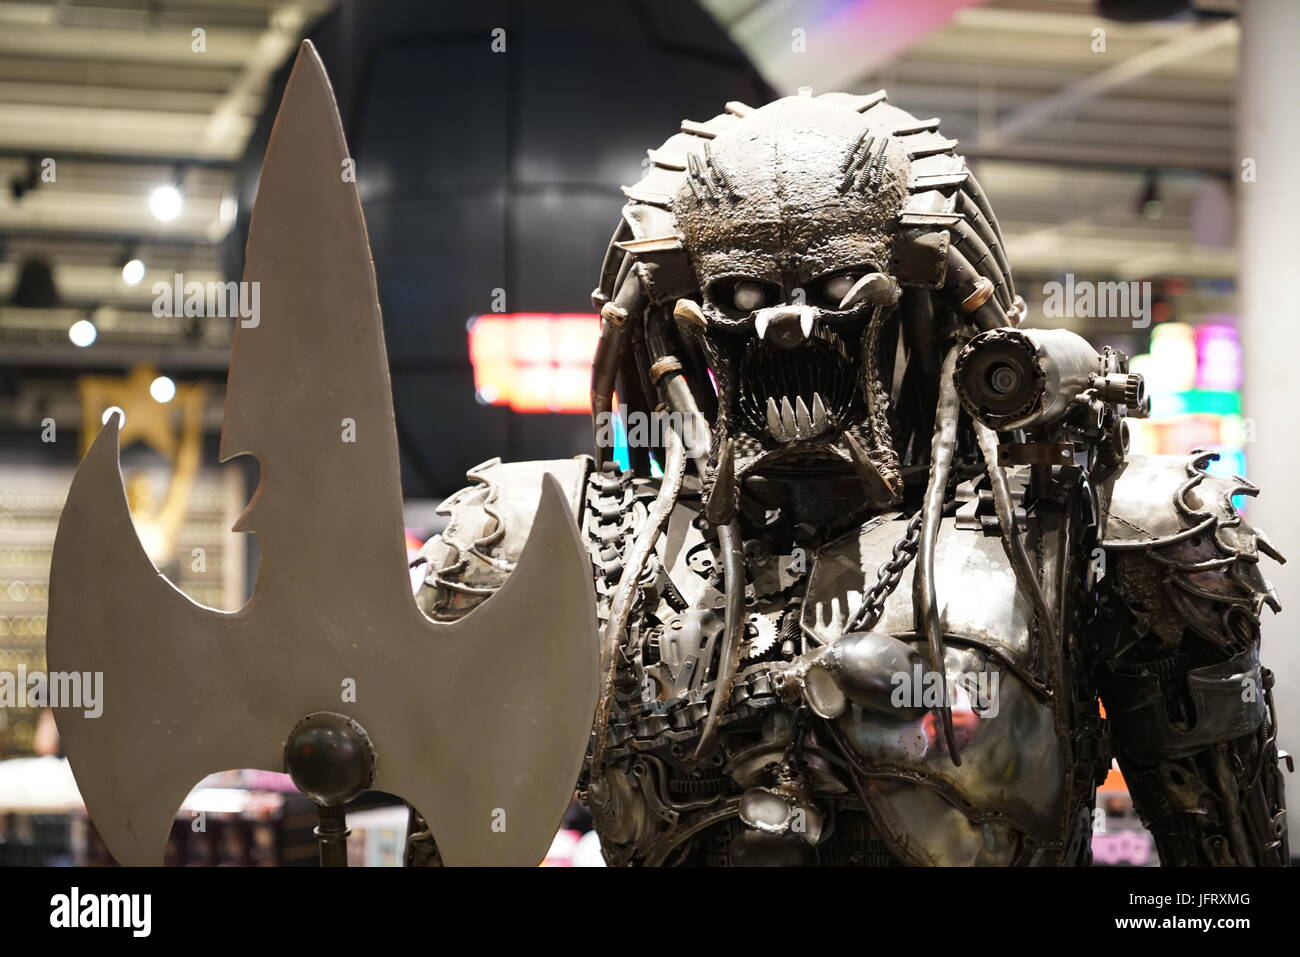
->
xmin=954 ymin=327 xmax=1143 ymax=431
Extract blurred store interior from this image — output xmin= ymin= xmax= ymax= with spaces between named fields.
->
xmin=0 ymin=0 xmax=1295 ymax=865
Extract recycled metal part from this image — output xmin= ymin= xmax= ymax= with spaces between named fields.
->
xmin=912 ymin=346 xmax=962 ymax=765
xmin=47 ymin=42 xmax=599 ymax=868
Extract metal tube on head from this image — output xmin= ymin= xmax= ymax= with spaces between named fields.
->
xmin=944 ymin=246 xmax=1007 ymax=332
xmin=591 ymin=272 xmax=647 ymax=465
xmin=899 ymin=287 xmax=938 ymax=461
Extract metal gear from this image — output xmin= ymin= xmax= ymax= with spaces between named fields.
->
xmin=743 ymin=612 xmax=779 ymax=659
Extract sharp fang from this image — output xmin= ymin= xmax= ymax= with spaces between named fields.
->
xmin=766 ymin=397 xmax=783 ymax=440
xmin=839 ymin=273 xmax=874 ymax=311
xmin=799 ymin=310 xmax=814 ymax=340
xmin=755 ymin=314 xmax=770 ymax=340
xmin=795 ymin=397 xmax=813 ymax=438
xmin=780 ymin=396 xmax=796 ymax=441
xmin=812 ymin=392 xmax=828 ymax=432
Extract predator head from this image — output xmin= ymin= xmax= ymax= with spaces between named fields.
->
xmin=592 ymin=91 xmax=1020 ymax=534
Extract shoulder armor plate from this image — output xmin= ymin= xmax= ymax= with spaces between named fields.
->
xmin=1099 ymin=450 xmax=1284 ymax=652
xmin=415 ymin=457 xmax=591 ymax=622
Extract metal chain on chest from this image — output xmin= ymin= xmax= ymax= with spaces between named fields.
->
xmin=844 ymin=471 xmax=967 ymax=634
xmin=845 ymin=510 xmax=923 ymax=633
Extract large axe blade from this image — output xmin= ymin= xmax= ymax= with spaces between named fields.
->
xmin=46 ymin=41 xmax=599 ymax=867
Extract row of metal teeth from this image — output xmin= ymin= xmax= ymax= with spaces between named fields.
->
xmin=766 ymin=392 xmax=831 ymax=443
xmin=816 ymin=324 xmax=852 ymax=361
xmin=753 ymin=310 xmax=852 ymax=360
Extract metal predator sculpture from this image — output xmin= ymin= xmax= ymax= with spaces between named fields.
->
xmin=408 ymin=89 xmax=1290 ymax=866
xmin=47 ymin=45 xmax=1287 ymax=868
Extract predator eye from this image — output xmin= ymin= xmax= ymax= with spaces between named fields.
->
xmin=810 ymin=268 xmax=884 ymax=311
xmin=820 ymin=274 xmax=859 ymax=308
xmin=734 ymin=281 xmax=770 ymax=312
xmin=707 ymin=277 xmax=781 ymax=320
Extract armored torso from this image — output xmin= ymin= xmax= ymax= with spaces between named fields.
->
xmin=414 ymin=453 xmax=1132 ymax=865
xmin=576 ymin=457 xmax=1109 ymax=866
xmin=410 ymin=443 xmax=1285 ymax=867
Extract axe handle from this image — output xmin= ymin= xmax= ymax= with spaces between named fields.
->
xmin=314 ymin=805 xmax=351 ymax=867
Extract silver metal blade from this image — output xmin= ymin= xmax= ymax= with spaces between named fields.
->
xmin=47 ymin=41 xmax=599 ymax=867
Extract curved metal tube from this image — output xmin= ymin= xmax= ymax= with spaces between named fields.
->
xmin=913 ymin=345 xmax=962 ymax=765
xmin=590 ymin=422 xmax=687 ymax=774
xmin=944 ymin=246 xmax=1006 ymax=332
xmin=974 ymin=421 xmax=1058 ymax=649
xmin=960 ymin=176 xmax=1016 ymax=300
xmin=638 ymin=315 xmax=746 ymax=761
xmin=951 ymin=218 xmax=1011 ymax=311
xmin=954 ymin=191 xmax=1015 ymax=305
xmin=694 ymin=518 xmax=745 ymax=760
xmin=590 ymin=271 xmax=647 ymax=466
xmin=899 ymin=287 xmax=938 ymax=463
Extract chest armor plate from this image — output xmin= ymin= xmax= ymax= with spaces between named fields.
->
xmin=802 ymin=512 xmax=1073 ymax=864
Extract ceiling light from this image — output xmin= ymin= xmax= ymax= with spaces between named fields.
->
xmin=68 ymin=318 xmax=97 ymax=347
xmin=121 ymin=258 xmax=145 ymax=286
xmin=149 ymin=376 xmax=176 ymax=403
xmin=149 ymin=185 xmax=183 ymax=222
